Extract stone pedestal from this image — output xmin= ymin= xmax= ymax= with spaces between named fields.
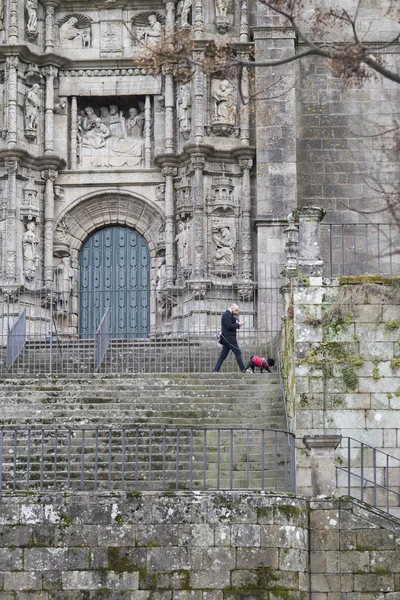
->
xmin=303 ymin=434 xmax=342 ymax=497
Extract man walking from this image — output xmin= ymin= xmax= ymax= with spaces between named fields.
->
xmin=213 ymin=304 xmax=246 ymax=373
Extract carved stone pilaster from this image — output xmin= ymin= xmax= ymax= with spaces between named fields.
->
xmin=239 ymin=158 xmax=253 ymax=289
xmin=8 ymin=0 xmax=19 ymax=43
xmin=193 ymin=0 xmax=203 ymax=38
xmin=162 ymin=0 xmax=176 ymax=36
xmin=164 ymin=74 xmax=174 ymax=154
xmin=295 ymin=206 xmax=326 ymax=277
xmin=4 ymin=160 xmax=18 ymax=285
xmin=191 ymin=154 xmax=205 ymax=280
xmin=42 ymin=66 xmax=58 ymax=155
xmin=6 ymin=56 xmax=18 ymax=147
xmin=283 ymin=214 xmax=299 ymax=278
xmin=42 ymin=1 xmax=58 ymax=53
xmin=42 ymin=169 xmax=57 ymax=286
xmin=238 ymin=53 xmax=250 ymax=145
xmin=21 ymin=170 xmax=40 ymax=222
xmin=70 ymin=96 xmax=77 ymax=169
xmin=193 ymin=56 xmax=204 ymax=144
xmin=162 ymin=166 xmax=178 ymax=288
xmin=144 ymin=96 xmax=152 ymax=168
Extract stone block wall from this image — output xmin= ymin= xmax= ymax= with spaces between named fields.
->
xmin=281 ymin=275 xmax=400 ymax=498
xmin=0 ymin=492 xmax=309 ymax=600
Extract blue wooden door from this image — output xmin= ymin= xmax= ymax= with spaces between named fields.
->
xmin=79 ymin=226 xmax=150 ymax=338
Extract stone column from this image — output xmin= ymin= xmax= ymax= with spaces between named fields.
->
xmin=162 ymin=166 xmax=177 ymax=288
xmin=303 ymin=435 xmax=342 ymax=497
xmin=164 ymin=70 xmax=174 ymax=154
xmin=42 ymin=66 xmax=58 ymax=155
xmin=4 ymin=160 xmax=18 ymax=285
xmin=42 ymin=169 xmax=57 ymax=286
xmin=70 ymin=96 xmax=78 ymax=169
xmin=163 ymin=0 xmax=175 ymax=36
xmin=193 ymin=55 xmax=204 ymax=145
xmin=193 ymin=0 xmax=203 ymax=38
xmin=42 ymin=1 xmax=58 ymax=53
xmin=239 ymin=158 xmax=252 ymax=284
xmin=283 ymin=214 xmax=299 ymax=278
xmin=7 ymin=0 xmax=19 ymax=43
xmin=191 ymin=154 xmax=206 ymax=280
xmin=296 ymin=206 xmax=326 ymax=276
xmin=238 ymin=52 xmax=250 ymax=146
xmin=144 ymin=95 xmax=152 ymax=167
xmin=240 ymin=0 xmax=249 ymax=42
xmin=6 ymin=56 xmax=18 ymax=147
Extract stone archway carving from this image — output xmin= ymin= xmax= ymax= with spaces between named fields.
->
xmin=54 ymin=190 xmax=164 ymax=256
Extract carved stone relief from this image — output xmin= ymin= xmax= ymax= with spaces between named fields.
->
xmin=131 ymin=12 xmax=165 ymax=47
xmin=177 ymin=83 xmax=192 ymax=139
xmin=21 ymin=171 xmax=39 ymax=221
xmin=24 ymin=83 xmax=40 ymax=140
xmin=55 ymin=256 xmax=74 ymax=311
xmin=26 ymin=0 xmax=38 ymax=40
xmin=77 ymin=103 xmax=146 ymax=168
xmin=211 ymin=218 xmax=236 ymax=274
xmin=53 ymin=220 xmax=71 ymax=258
xmin=22 ymin=220 xmax=39 ymax=280
xmin=58 ymin=14 xmax=92 ymax=49
xmin=100 ymin=21 xmax=122 ymax=53
xmin=175 ymin=219 xmax=192 ymax=273
xmin=180 ymin=0 xmax=192 ymax=26
xmin=212 ymin=79 xmax=235 ymax=126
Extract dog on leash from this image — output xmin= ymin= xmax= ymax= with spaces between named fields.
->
xmin=244 ymin=355 xmax=275 ymax=373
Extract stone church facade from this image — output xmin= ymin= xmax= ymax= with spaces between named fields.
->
xmin=0 ymin=0 xmax=398 ymax=339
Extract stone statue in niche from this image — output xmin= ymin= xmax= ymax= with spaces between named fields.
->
xmin=132 ymin=13 xmax=165 ymax=47
xmin=155 ymin=258 xmax=167 ymax=317
xmin=212 ymin=80 xmax=235 ymax=126
xmin=22 ymin=220 xmax=39 ymax=280
xmin=177 ymin=84 xmax=192 ymax=139
xmin=26 ymin=0 xmax=38 ymax=37
xmin=139 ymin=14 xmax=163 ymax=46
xmin=77 ymin=103 xmax=145 ymax=168
xmin=58 ymin=15 xmax=91 ymax=49
xmin=181 ymin=0 xmax=192 ymax=26
xmin=55 ymin=256 xmax=74 ymax=311
xmin=24 ymin=83 xmax=40 ymax=134
xmin=216 ymin=0 xmax=230 ymax=17
xmin=212 ymin=220 xmax=236 ymax=269
xmin=176 ymin=220 xmax=191 ymax=270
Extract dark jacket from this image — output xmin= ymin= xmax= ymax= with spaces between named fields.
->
xmin=220 ymin=309 xmax=241 ymax=344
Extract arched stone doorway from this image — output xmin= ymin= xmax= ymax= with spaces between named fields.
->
xmin=79 ymin=225 xmax=150 ymax=338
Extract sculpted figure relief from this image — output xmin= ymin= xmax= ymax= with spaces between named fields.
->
xmin=59 ymin=16 xmax=90 ymax=48
xmin=24 ymin=84 xmax=40 ymax=131
xmin=55 ymin=256 xmax=74 ymax=310
xmin=176 ymin=221 xmax=191 ymax=270
xmin=137 ymin=14 xmax=163 ymax=46
xmin=181 ymin=0 xmax=192 ymax=26
xmin=78 ymin=103 xmax=146 ymax=168
xmin=177 ymin=84 xmax=192 ymax=138
xmin=212 ymin=79 xmax=235 ymax=126
xmin=216 ymin=0 xmax=230 ymax=17
xmin=26 ymin=0 xmax=38 ymax=34
xmin=23 ymin=221 xmax=39 ymax=280
xmin=212 ymin=221 xmax=236 ymax=268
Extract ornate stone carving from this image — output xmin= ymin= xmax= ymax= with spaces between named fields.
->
xmin=176 ymin=219 xmax=192 ymax=272
xmin=78 ymin=104 xmax=145 ymax=168
xmin=211 ymin=79 xmax=236 ymax=127
xmin=177 ymin=83 xmax=192 ymax=139
xmin=180 ymin=0 xmax=192 ymax=26
xmin=175 ymin=179 xmax=192 ymax=218
xmin=132 ymin=12 xmax=165 ymax=47
xmin=22 ymin=220 xmax=39 ymax=280
xmin=55 ymin=256 xmax=74 ymax=310
xmin=215 ymin=0 xmax=231 ymax=33
xmin=58 ymin=14 xmax=92 ymax=49
xmin=26 ymin=0 xmax=38 ymax=40
xmin=53 ymin=220 xmax=71 ymax=258
xmin=206 ymin=175 xmax=238 ymax=215
xmin=21 ymin=171 xmax=39 ymax=221
xmin=54 ymin=98 xmax=67 ymax=115
xmin=211 ymin=218 xmax=236 ymax=274
xmin=24 ymin=83 xmax=40 ymax=140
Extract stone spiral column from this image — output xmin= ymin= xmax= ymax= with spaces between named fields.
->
xmin=6 ymin=56 xmax=18 ymax=148
xmin=5 ymin=160 xmax=18 ymax=285
xmin=43 ymin=169 xmax=57 ymax=286
xmin=162 ymin=166 xmax=177 ymax=287
xmin=144 ymin=95 xmax=152 ymax=167
xmin=193 ymin=55 xmax=204 ymax=145
xmin=42 ymin=66 xmax=58 ymax=155
xmin=239 ymin=158 xmax=253 ymax=284
xmin=70 ymin=96 xmax=78 ymax=169
xmin=194 ymin=0 xmax=203 ymax=38
xmin=163 ymin=0 xmax=175 ymax=36
xmin=42 ymin=1 xmax=58 ymax=54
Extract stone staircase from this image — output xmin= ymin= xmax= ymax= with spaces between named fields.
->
xmin=0 ymin=372 xmax=292 ymax=493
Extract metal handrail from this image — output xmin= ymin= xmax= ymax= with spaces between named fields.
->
xmin=336 ymin=437 xmax=400 ymax=514
xmin=6 ymin=309 xmax=26 ymax=370
xmin=0 ymin=426 xmax=296 ymax=493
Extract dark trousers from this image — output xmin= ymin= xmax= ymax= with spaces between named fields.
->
xmin=214 ymin=341 xmax=245 ymax=372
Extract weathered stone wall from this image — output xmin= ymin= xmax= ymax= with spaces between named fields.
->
xmin=281 ymin=275 xmax=400 ymax=497
xmin=0 ymin=492 xmax=309 ymax=600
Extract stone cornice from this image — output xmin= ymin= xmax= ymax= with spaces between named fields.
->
xmin=0 ymin=46 xmax=68 ymax=68
xmin=0 ymin=149 xmax=65 ymax=171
